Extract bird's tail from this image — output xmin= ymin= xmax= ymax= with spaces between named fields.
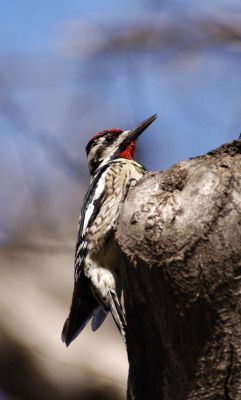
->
xmin=91 ymin=306 xmax=108 ymax=331
xmin=61 ymin=278 xmax=99 ymax=346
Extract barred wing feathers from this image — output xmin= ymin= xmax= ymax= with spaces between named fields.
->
xmin=62 ymin=165 xmax=109 ymax=346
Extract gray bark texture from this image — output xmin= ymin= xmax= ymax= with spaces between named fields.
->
xmin=116 ymin=139 xmax=241 ymax=400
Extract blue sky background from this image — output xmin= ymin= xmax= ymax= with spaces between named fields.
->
xmin=1 ymin=0 xmax=241 ymax=242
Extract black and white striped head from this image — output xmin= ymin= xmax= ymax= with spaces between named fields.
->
xmin=85 ymin=114 xmax=157 ymax=175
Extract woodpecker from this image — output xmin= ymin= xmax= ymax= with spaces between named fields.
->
xmin=62 ymin=114 xmax=157 ymax=346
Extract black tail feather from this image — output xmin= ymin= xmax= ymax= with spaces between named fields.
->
xmin=91 ymin=306 xmax=108 ymax=331
xmin=62 ymin=279 xmax=98 ymax=346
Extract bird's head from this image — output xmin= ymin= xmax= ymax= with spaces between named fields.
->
xmin=86 ymin=114 xmax=157 ymax=175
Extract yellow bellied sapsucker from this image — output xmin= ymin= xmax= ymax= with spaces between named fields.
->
xmin=62 ymin=114 xmax=157 ymax=346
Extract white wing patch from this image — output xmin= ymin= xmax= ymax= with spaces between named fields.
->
xmin=81 ymin=169 xmax=108 ymax=235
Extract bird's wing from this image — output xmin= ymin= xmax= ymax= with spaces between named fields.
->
xmin=74 ymin=164 xmax=110 ymax=281
xmin=62 ymin=164 xmax=110 ymax=346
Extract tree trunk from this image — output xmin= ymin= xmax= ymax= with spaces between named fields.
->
xmin=116 ymin=139 xmax=241 ymax=400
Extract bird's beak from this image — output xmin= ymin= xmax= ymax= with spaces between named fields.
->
xmin=117 ymin=114 xmax=157 ymax=155
xmin=127 ymin=114 xmax=157 ymax=142
xmin=96 ymin=114 xmax=157 ymax=171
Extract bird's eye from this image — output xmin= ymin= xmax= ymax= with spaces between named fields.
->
xmin=105 ymin=134 xmax=115 ymax=144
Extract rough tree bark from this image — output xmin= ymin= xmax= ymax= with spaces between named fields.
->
xmin=116 ymin=139 xmax=241 ymax=400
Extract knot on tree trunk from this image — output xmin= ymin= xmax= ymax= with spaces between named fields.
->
xmin=116 ymin=139 xmax=241 ymax=400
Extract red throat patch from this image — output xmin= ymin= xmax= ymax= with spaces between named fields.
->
xmin=119 ymin=141 xmax=136 ymax=160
